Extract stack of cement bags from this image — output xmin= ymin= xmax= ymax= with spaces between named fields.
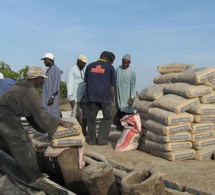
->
xmin=135 ymin=63 xmax=215 ymax=161
xmin=51 ymin=124 xmax=85 ymax=147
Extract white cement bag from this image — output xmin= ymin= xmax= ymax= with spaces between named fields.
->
xmin=139 ymin=84 xmax=169 ymax=100
xmin=146 ymin=130 xmax=191 ymax=143
xmin=153 ymin=94 xmax=199 ymax=114
xmin=151 ymin=149 xmax=196 ymax=161
xmin=52 ymin=125 xmax=80 ymax=139
xmin=145 ymin=139 xmax=192 ymax=152
xmin=148 ymin=107 xmax=194 ymax=125
xmin=188 ymin=103 xmax=215 ymax=115
xmin=157 ymin=63 xmax=195 ymax=74
xmin=153 ymin=73 xmax=179 ymax=84
xmin=164 ymin=83 xmax=213 ymax=98
xmin=138 ymin=143 xmax=151 ymax=153
xmin=145 ymin=119 xmax=191 ymax=135
xmin=195 ymin=146 xmax=215 ymax=161
xmin=194 ymin=114 xmax=215 ymax=123
xmin=132 ymin=100 xmax=153 ymax=113
xmin=204 ymin=77 xmax=215 ymax=90
xmin=115 ymin=114 xmax=142 ymax=152
xmin=141 ymin=128 xmax=148 ymax=136
xmin=52 ymin=132 xmax=85 ymax=147
xmin=140 ymin=118 xmax=148 ymax=129
xmin=175 ymin=67 xmax=215 ymax=84
xmin=191 ymin=130 xmax=215 ymax=142
xmin=192 ymin=137 xmax=215 ymax=149
xmin=190 ymin=123 xmax=214 ymax=133
xmin=200 ymin=91 xmax=215 ymax=104
xmin=137 ymin=111 xmax=151 ymax=120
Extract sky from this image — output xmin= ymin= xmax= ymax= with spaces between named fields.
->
xmin=1 ymin=0 xmax=215 ymax=92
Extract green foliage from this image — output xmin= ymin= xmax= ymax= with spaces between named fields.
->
xmin=60 ymin=81 xmax=68 ymax=103
xmin=0 ymin=61 xmax=29 ymax=81
xmin=18 ymin=65 xmax=30 ymax=81
xmin=0 ymin=61 xmax=19 ymax=80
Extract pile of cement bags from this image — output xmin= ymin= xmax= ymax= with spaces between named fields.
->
xmin=51 ymin=124 xmax=85 ymax=147
xmin=134 ymin=63 xmax=215 ymax=161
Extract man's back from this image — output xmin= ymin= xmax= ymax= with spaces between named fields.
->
xmin=85 ymin=60 xmax=115 ymax=103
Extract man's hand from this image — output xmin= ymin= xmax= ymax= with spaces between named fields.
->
xmin=48 ymin=96 xmax=54 ymax=106
xmin=70 ymin=100 xmax=75 ymax=109
xmin=127 ymin=97 xmax=134 ymax=106
xmin=59 ymin=120 xmax=74 ymax=128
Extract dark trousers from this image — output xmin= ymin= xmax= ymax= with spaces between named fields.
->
xmin=80 ymin=102 xmax=89 ymax=137
xmin=0 ymin=106 xmax=41 ymax=182
xmin=87 ymin=102 xmax=112 ymax=143
xmin=113 ymin=109 xmax=134 ymax=131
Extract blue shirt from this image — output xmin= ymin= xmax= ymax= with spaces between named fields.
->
xmin=0 ymin=78 xmax=16 ymax=95
xmin=85 ymin=59 xmax=115 ymax=103
xmin=42 ymin=65 xmax=61 ymax=118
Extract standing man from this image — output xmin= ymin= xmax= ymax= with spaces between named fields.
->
xmin=114 ymin=54 xmax=136 ymax=131
xmin=41 ymin=53 xmax=62 ymax=118
xmin=0 ymin=66 xmax=73 ymax=183
xmin=85 ymin=51 xmax=115 ymax=145
xmin=67 ymin=54 xmax=89 ymax=138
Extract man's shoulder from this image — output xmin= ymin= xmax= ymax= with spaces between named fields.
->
xmin=69 ymin=65 xmax=77 ymax=71
xmin=14 ymin=81 xmax=34 ymax=91
xmin=87 ymin=61 xmax=98 ymax=66
xmin=53 ymin=65 xmax=61 ymax=72
xmin=117 ymin=65 xmax=123 ymax=69
xmin=116 ymin=65 xmax=123 ymax=71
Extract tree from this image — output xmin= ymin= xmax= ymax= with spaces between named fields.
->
xmin=0 ymin=61 xmax=19 ymax=80
xmin=18 ymin=65 xmax=30 ymax=81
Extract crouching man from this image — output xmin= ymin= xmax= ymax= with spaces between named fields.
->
xmin=0 ymin=66 xmax=73 ymax=183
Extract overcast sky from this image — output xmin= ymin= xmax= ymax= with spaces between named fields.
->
xmin=1 ymin=0 xmax=215 ymax=91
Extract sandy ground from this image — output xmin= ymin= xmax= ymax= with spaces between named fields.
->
xmin=60 ymin=104 xmax=215 ymax=194
xmin=87 ymin=132 xmax=215 ymax=194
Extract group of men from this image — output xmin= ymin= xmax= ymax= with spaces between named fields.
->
xmin=0 ymin=53 xmax=72 ymax=183
xmin=0 ymin=50 xmax=136 ymax=183
xmin=66 ymin=51 xmax=136 ymax=146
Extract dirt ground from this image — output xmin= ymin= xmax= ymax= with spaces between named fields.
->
xmin=60 ymin=104 xmax=215 ymax=194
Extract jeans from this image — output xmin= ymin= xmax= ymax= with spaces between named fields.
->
xmin=87 ymin=102 xmax=112 ymax=143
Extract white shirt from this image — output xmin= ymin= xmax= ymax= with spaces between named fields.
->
xmin=0 ymin=72 xmax=4 ymax=79
xmin=66 ymin=65 xmax=85 ymax=101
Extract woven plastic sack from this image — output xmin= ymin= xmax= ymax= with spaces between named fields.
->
xmin=115 ymin=113 xmax=141 ymax=151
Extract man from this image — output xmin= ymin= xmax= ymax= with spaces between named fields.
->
xmin=85 ymin=51 xmax=115 ymax=145
xmin=114 ymin=54 xmax=136 ymax=131
xmin=0 ymin=66 xmax=73 ymax=183
xmin=41 ymin=53 xmax=61 ymax=118
xmin=67 ymin=54 xmax=89 ymax=138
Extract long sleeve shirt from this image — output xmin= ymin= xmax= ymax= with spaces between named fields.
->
xmin=67 ymin=65 xmax=85 ymax=102
xmin=0 ymin=81 xmax=61 ymax=136
xmin=42 ymin=65 xmax=61 ymax=118
xmin=115 ymin=65 xmax=136 ymax=113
